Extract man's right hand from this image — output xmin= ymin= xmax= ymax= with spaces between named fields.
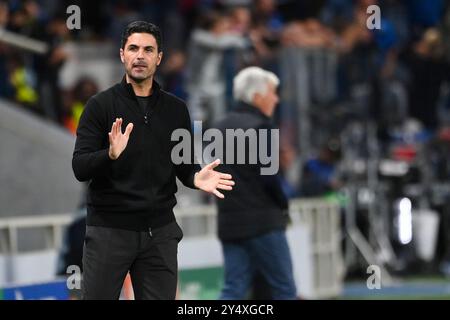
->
xmin=108 ymin=118 xmax=134 ymax=160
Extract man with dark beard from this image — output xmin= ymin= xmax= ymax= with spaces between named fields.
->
xmin=72 ymin=21 xmax=234 ymax=300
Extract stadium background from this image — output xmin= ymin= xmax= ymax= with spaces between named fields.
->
xmin=1 ymin=0 xmax=450 ymax=299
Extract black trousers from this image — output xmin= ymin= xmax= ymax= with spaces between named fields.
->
xmin=82 ymin=221 xmax=183 ymax=300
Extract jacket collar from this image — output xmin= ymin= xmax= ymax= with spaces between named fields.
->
xmin=234 ymin=102 xmax=271 ymax=121
xmin=119 ymin=75 xmax=161 ymax=100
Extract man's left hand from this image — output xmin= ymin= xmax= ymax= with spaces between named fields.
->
xmin=194 ymin=159 xmax=234 ymax=199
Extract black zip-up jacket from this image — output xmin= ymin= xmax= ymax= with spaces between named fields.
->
xmin=214 ymin=103 xmax=289 ymax=241
xmin=72 ymin=77 xmax=200 ymax=231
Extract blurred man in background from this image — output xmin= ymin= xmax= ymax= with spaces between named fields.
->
xmin=214 ymin=66 xmax=297 ymax=300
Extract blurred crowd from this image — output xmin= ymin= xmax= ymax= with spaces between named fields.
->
xmin=1 ymin=0 xmax=450 ymax=197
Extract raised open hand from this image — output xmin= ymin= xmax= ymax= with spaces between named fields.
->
xmin=108 ymin=118 xmax=134 ymax=160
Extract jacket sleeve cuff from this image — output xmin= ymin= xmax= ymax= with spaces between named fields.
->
xmin=99 ymin=148 xmax=113 ymax=164
xmin=189 ymin=170 xmax=199 ymax=189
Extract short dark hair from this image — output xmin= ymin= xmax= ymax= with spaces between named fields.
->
xmin=121 ymin=21 xmax=163 ymax=52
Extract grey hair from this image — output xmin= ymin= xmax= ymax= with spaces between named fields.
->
xmin=233 ymin=66 xmax=280 ymax=104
